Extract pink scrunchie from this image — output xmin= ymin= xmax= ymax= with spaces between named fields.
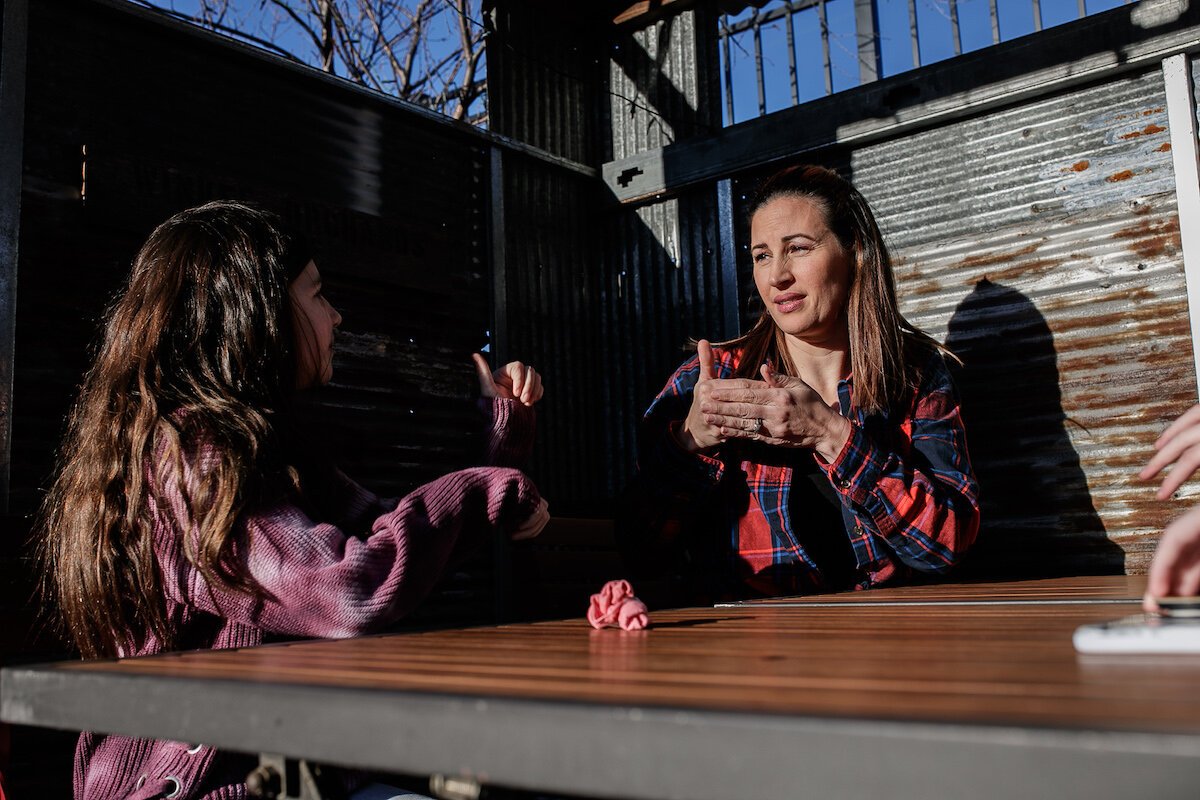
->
xmin=587 ymin=579 xmax=649 ymax=631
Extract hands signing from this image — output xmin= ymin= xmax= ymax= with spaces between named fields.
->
xmin=676 ymin=340 xmax=851 ymax=462
xmin=473 ymin=353 xmax=543 ymax=407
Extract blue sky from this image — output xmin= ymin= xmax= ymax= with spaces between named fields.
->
xmin=151 ymin=0 xmax=1131 ymax=128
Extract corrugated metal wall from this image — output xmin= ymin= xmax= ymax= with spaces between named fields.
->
xmin=17 ymin=0 xmax=498 ymax=619
xmin=605 ymin=5 xmax=1198 ymax=575
xmin=853 ymin=66 xmax=1190 ymax=576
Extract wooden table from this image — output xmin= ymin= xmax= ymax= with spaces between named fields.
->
xmin=4 ymin=576 xmax=1200 ymax=800
xmin=718 ymin=573 xmax=1150 ymax=606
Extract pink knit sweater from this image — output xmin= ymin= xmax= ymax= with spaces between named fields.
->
xmin=74 ymin=398 xmax=539 ymax=800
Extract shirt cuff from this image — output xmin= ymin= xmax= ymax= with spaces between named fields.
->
xmin=823 ymin=421 xmax=886 ymax=515
xmin=657 ymin=420 xmax=724 ymax=485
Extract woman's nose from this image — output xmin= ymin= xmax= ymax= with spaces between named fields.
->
xmin=332 ymin=307 xmax=343 ymax=328
xmin=768 ymin=258 xmax=793 ymax=288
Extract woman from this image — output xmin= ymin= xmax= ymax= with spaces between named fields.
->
xmin=622 ymin=165 xmax=979 ymax=599
xmin=39 ymin=201 xmax=548 ymax=799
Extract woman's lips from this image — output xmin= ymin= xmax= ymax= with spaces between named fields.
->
xmin=774 ymin=293 xmax=805 ymax=313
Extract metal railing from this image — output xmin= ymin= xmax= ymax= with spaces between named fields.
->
xmin=718 ymin=0 xmax=1136 ymax=124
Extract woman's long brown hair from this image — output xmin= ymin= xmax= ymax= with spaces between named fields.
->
xmin=719 ymin=165 xmax=948 ymax=414
xmin=39 ymin=201 xmax=306 ymax=659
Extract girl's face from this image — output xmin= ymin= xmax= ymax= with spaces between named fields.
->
xmin=289 ymin=261 xmax=342 ymax=388
xmin=750 ymin=195 xmax=853 ymax=348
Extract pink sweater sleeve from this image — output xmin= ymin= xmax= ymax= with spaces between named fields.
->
xmin=156 ymin=465 xmax=540 ymax=639
xmin=481 ymin=397 xmax=536 ymax=467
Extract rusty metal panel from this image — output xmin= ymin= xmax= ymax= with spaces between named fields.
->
xmin=17 ymin=0 xmax=498 ymax=621
xmin=843 ymin=65 xmax=1192 ymax=576
xmin=610 ymin=6 xmax=722 ymax=160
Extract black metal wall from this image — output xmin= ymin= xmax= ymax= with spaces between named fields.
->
xmin=13 ymin=0 xmax=502 ymax=625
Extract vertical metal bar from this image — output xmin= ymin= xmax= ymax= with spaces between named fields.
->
xmin=0 ymin=0 xmax=29 ymax=515
xmin=752 ymin=13 xmax=765 ymax=117
xmin=1162 ymin=55 xmax=1200 ymax=399
xmin=717 ymin=179 xmax=741 ymax=338
xmin=949 ymin=0 xmax=962 ymax=55
xmin=785 ymin=6 xmax=798 ymax=105
xmin=819 ymin=0 xmax=833 ymax=95
xmin=1077 ymin=0 xmax=1087 ymax=19
xmin=854 ymin=0 xmax=880 ymax=85
xmin=488 ymin=146 xmax=508 ymax=363
xmin=485 ymin=144 xmax=512 ymax=621
xmin=721 ymin=16 xmax=734 ymax=124
xmin=908 ymin=0 xmax=921 ymax=68
xmin=1031 ymin=0 xmax=1043 ymax=32
xmin=989 ymin=0 xmax=1001 ymax=44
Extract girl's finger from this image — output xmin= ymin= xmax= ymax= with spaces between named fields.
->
xmin=509 ymin=362 xmax=526 ymax=399
xmin=472 ymin=353 xmax=496 ymax=397
xmin=522 ymin=368 xmax=541 ymax=405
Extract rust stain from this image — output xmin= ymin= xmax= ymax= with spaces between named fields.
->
xmin=1157 ymin=142 xmax=1172 ymax=153
xmin=980 ymin=257 xmax=1065 ymax=284
xmin=1132 ymin=203 xmax=1153 ymax=216
xmin=1143 ymin=107 xmax=1165 ymax=116
xmin=1065 ymin=160 xmax=1090 ymax=172
xmin=957 ymin=242 xmax=1041 ymax=270
xmin=1118 ymin=124 xmax=1166 ymax=140
xmin=1111 ymin=216 xmax=1181 ymax=261
xmin=1106 ymin=170 xmax=1135 ymax=182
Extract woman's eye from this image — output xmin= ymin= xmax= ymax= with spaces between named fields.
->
xmin=753 ymin=252 xmax=769 ymax=264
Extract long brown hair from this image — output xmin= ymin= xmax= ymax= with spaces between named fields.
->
xmin=720 ymin=164 xmax=946 ymax=414
xmin=39 ymin=201 xmax=311 ymax=658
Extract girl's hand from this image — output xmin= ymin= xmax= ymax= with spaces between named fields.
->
xmin=1144 ymin=503 xmax=1200 ymax=611
xmin=511 ymin=498 xmax=550 ymax=541
xmin=700 ymin=364 xmax=851 ymax=462
xmin=473 ymin=353 xmax=543 ymax=406
xmin=1141 ymin=404 xmax=1200 ymax=499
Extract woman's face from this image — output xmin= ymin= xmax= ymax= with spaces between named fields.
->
xmin=750 ymin=195 xmax=852 ymax=347
xmin=289 ymin=260 xmax=342 ymax=388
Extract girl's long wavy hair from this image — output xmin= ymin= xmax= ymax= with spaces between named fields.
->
xmin=39 ymin=201 xmax=309 ymax=659
xmin=719 ymin=165 xmax=948 ymax=414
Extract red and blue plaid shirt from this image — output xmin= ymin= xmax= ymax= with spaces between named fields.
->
xmin=628 ymin=344 xmax=980 ymax=598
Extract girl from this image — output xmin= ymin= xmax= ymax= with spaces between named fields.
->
xmin=622 ymin=165 xmax=978 ymax=600
xmin=39 ymin=201 xmax=549 ymax=799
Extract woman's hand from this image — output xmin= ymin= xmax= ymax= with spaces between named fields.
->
xmin=700 ymin=364 xmax=852 ymax=462
xmin=511 ymin=498 xmax=550 ymax=541
xmin=1141 ymin=404 xmax=1200 ymax=499
xmin=473 ymin=353 xmax=543 ymax=407
xmin=675 ymin=340 xmax=751 ymax=453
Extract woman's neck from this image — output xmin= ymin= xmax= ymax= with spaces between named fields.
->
xmin=782 ymin=333 xmax=851 ymax=408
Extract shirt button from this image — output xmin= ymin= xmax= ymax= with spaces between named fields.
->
xmin=837 ymin=479 xmax=851 ymax=489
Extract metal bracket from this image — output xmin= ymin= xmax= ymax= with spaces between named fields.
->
xmin=246 ymin=754 xmax=345 ymax=800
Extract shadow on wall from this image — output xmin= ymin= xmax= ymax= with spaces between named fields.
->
xmin=945 ymin=278 xmax=1125 ymax=577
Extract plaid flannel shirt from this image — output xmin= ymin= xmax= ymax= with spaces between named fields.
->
xmin=631 ymin=344 xmax=980 ymax=597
